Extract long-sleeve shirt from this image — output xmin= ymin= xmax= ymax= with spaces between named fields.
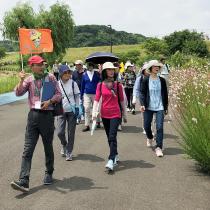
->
xmin=59 ymin=79 xmax=80 ymax=113
xmin=80 ymin=71 xmax=100 ymax=98
xmin=133 ymin=75 xmax=144 ymax=104
xmin=15 ymin=73 xmax=62 ymax=110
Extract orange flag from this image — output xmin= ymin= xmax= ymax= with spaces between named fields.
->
xmin=18 ymin=28 xmax=53 ymax=55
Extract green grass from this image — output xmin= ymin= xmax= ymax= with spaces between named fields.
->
xmin=0 ymin=76 xmax=19 ymax=94
xmin=0 ymin=52 xmax=19 ymax=63
xmin=63 ymin=44 xmax=144 ymax=63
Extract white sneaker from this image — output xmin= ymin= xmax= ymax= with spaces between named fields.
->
xmin=60 ymin=146 xmax=66 ymax=157
xmin=66 ymin=153 xmax=73 ymax=161
xmin=118 ymin=125 xmax=122 ymax=131
xmin=146 ymin=139 xmax=153 ymax=147
xmin=114 ymin=155 xmax=119 ymax=165
xmin=105 ymin=159 xmax=114 ymax=171
xmin=126 ymin=108 xmax=130 ymax=112
xmin=155 ymin=147 xmax=164 ymax=157
xmin=142 ymin=128 xmax=146 ymax=135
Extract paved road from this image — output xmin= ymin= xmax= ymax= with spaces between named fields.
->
xmin=0 ymin=100 xmax=210 ymax=210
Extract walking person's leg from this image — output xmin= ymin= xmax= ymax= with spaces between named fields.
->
xmin=83 ymin=94 xmax=91 ymax=131
xmin=144 ymin=110 xmax=154 ymax=147
xmin=102 ymin=118 xmax=113 ymax=171
xmin=125 ymin=88 xmax=131 ymax=110
xmin=130 ymin=88 xmax=135 ymax=114
xmin=11 ymin=111 xmax=40 ymax=192
xmin=66 ymin=112 xmax=77 ymax=161
xmin=154 ymin=110 xmax=165 ymax=157
xmin=141 ymin=112 xmax=146 ymax=134
xmin=109 ymin=118 xmax=120 ymax=163
xmin=57 ymin=114 xmax=67 ymax=156
xmin=39 ymin=112 xmax=55 ymax=184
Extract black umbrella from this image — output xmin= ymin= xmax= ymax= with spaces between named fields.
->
xmin=85 ymin=52 xmax=119 ymax=64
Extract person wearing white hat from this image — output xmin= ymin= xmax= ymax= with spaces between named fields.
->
xmin=92 ymin=62 xmax=127 ymax=171
xmin=132 ymin=63 xmax=149 ymax=134
xmin=159 ymin=57 xmax=170 ymax=89
xmin=123 ymin=61 xmax=136 ymax=114
xmin=140 ymin=60 xmax=168 ymax=157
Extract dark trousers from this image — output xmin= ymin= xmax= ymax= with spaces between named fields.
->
xmin=144 ymin=110 xmax=164 ymax=149
xmin=19 ymin=110 xmax=55 ymax=182
xmin=57 ymin=112 xmax=76 ymax=153
xmin=102 ymin=118 xmax=120 ymax=161
xmin=125 ymin=87 xmax=135 ymax=109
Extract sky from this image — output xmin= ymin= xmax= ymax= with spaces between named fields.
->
xmin=0 ymin=0 xmax=210 ymax=38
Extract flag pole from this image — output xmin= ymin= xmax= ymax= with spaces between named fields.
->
xmin=20 ymin=53 xmax=24 ymax=71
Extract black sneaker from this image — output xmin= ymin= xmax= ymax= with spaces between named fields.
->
xmin=132 ymin=109 xmax=136 ymax=115
xmin=82 ymin=126 xmax=90 ymax=132
xmin=43 ymin=173 xmax=53 ymax=185
xmin=11 ymin=180 xmax=29 ymax=193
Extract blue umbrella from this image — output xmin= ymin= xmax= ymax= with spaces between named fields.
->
xmin=85 ymin=52 xmax=119 ymax=64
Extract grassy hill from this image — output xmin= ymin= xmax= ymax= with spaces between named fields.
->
xmin=0 ymin=44 xmax=144 ymax=67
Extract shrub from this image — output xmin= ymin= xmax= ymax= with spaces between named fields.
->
xmin=170 ymin=67 xmax=210 ymax=173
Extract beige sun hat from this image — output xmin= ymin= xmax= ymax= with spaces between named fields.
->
xmin=146 ymin=60 xmax=163 ymax=71
xmin=102 ymin=62 xmax=117 ymax=71
xmin=74 ymin=60 xmax=83 ymax=65
xmin=125 ymin=61 xmax=134 ymax=70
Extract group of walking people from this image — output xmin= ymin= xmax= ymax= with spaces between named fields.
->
xmin=10 ymin=55 xmax=169 ymax=193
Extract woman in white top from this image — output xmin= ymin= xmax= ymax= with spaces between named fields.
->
xmin=57 ymin=65 xmax=80 ymax=161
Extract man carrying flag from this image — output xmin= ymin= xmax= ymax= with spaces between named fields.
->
xmin=11 ymin=28 xmax=61 ymax=193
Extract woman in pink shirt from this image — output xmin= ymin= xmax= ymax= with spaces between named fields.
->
xmin=92 ymin=62 xmax=127 ymax=171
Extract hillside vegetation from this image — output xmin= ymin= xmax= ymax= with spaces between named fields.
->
xmin=70 ymin=25 xmax=147 ymax=47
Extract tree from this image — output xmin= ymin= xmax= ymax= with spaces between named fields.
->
xmin=0 ymin=47 xmax=6 ymax=58
xmin=37 ymin=2 xmax=74 ymax=64
xmin=164 ymin=30 xmax=209 ymax=57
xmin=2 ymin=2 xmax=36 ymax=40
xmin=143 ymin=38 xmax=169 ymax=56
xmin=2 ymin=2 xmax=74 ymax=65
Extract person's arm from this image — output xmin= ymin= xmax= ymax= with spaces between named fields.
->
xmin=15 ymin=70 xmax=30 ymax=96
xmin=92 ymin=83 xmax=101 ymax=120
xmin=80 ymin=74 xmax=85 ymax=100
xmin=139 ymin=77 xmax=147 ymax=112
xmin=74 ymin=81 xmax=80 ymax=107
xmin=119 ymin=84 xmax=127 ymax=122
xmin=132 ymin=76 xmax=141 ymax=104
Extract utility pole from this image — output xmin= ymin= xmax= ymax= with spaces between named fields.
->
xmin=107 ymin=25 xmax=112 ymax=53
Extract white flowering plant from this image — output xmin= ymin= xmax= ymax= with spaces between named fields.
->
xmin=170 ymin=66 xmax=210 ymax=172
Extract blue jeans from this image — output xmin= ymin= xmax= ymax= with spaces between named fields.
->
xmin=144 ymin=110 xmax=165 ymax=149
xmin=102 ymin=118 xmax=120 ymax=161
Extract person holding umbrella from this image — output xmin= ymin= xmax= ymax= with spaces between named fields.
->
xmin=92 ymin=62 xmax=127 ymax=172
